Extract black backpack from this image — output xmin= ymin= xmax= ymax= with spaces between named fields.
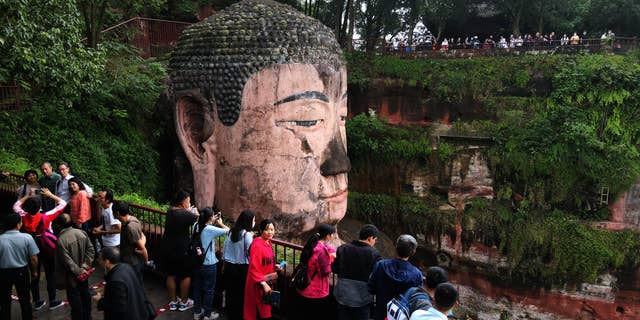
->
xmin=189 ymin=223 xmax=212 ymax=266
xmin=289 ymin=263 xmax=311 ymax=290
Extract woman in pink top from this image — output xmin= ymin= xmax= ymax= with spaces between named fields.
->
xmin=68 ymin=176 xmax=91 ymax=232
xmin=294 ymin=224 xmax=337 ymax=319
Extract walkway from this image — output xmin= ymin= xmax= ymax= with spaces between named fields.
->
xmin=10 ymin=267 xmax=229 ymax=320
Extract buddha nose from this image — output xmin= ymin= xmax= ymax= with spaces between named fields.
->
xmin=320 ymin=133 xmax=351 ymax=176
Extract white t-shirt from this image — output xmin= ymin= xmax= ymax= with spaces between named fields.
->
xmin=102 ymin=203 xmax=121 ymax=247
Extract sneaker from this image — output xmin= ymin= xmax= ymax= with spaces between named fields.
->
xmin=169 ymin=300 xmax=180 ymax=311
xmin=49 ymin=300 xmax=64 ymax=310
xmin=193 ymin=309 xmax=204 ymax=320
xmin=34 ymin=300 xmax=46 ymax=310
xmin=178 ymin=298 xmax=194 ymax=312
xmin=204 ymin=311 xmax=220 ymax=320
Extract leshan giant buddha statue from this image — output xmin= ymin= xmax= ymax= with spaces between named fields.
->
xmin=168 ymin=0 xmax=350 ymax=238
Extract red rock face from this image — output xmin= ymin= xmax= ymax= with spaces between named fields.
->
xmin=441 ymin=242 xmax=640 ymax=319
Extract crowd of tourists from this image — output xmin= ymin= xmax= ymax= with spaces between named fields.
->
xmin=387 ymin=29 xmax=617 ymax=52
xmin=1 ymin=163 xmax=459 ymax=320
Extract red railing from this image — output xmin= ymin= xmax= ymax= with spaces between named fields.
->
xmin=0 ymin=171 xmax=307 ymax=315
xmin=0 ymin=80 xmax=26 ymax=111
xmin=101 ymin=17 xmax=191 ymax=58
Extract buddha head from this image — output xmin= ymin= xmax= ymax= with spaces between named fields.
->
xmin=168 ymin=0 xmax=350 ymax=237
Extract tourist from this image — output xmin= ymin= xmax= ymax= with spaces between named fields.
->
xmin=0 ymin=213 xmax=39 ymax=320
xmin=13 ymin=188 xmax=66 ymax=311
xmin=92 ymin=189 xmax=121 ymax=248
xmin=16 ymin=169 xmax=40 ymax=199
xmin=244 ymin=219 xmax=278 ymax=320
xmin=39 ymin=162 xmax=61 ymax=211
xmin=368 ymin=234 xmax=424 ymax=320
xmin=222 ymin=210 xmax=255 ymax=320
xmin=55 ymin=162 xmax=92 ymax=202
xmin=440 ymin=38 xmax=448 ymax=51
xmin=333 ymin=224 xmax=381 ymax=320
xmin=293 ymin=224 xmax=337 ymax=320
xmin=53 ymin=213 xmax=95 ymax=320
xmin=93 ymin=247 xmax=154 ymax=320
xmin=112 ymin=200 xmax=147 ymax=283
xmin=392 ymin=266 xmax=450 ymax=319
xmin=561 ymin=34 xmax=569 ymax=45
xmin=161 ymin=190 xmax=199 ymax=311
xmin=570 ymin=32 xmax=580 ymax=45
xmin=68 ymin=176 xmax=92 ymax=233
xmin=409 ymin=283 xmax=458 ymax=320
xmin=192 ymin=208 xmax=229 ymax=320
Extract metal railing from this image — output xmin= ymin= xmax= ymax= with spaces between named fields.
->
xmin=101 ymin=17 xmax=191 ymax=58
xmin=0 ymin=171 xmax=308 ymax=316
xmin=0 ymin=80 xmax=26 ymax=111
xmin=356 ymin=36 xmax=639 ymax=58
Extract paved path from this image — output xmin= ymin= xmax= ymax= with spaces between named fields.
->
xmin=11 ymin=267 xmax=229 ymax=320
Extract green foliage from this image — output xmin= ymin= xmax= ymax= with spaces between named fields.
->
xmin=116 ymin=193 xmax=168 ymax=211
xmin=0 ymin=0 xmax=103 ymax=104
xmin=0 ymin=42 xmax=167 ymax=198
xmin=464 ymin=199 xmax=640 ymax=286
xmin=346 ymin=112 xmax=431 ymax=163
xmin=0 ymin=150 xmax=32 ymax=174
xmin=347 ymin=192 xmax=455 ymax=240
xmin=490 ymin=54 xmax=640 ymax=210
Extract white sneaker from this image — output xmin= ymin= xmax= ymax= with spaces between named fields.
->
xmin=204 ymin=311 xmax=220 ymax=320
xmin=193 ymin=309 xmax=204 ymax=320
xmin=178 ymin=298 xmax=194 ymax=311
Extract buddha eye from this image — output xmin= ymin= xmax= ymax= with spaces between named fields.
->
xmin=295 ymin=120 xmax=320 ymax=127
xmin=276 ymin=120 xmax=323 ymax=128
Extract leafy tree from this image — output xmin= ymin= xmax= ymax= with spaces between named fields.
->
xmin=0 ymin=0 xmax=103 ymax=103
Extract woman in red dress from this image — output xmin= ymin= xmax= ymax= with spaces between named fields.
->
xmin=243 ymin=219 xmax=277 ymax=320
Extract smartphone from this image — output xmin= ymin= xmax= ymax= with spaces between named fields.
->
xmin=278 ymin=261 xmax=287 ymax=269
xmin=215 ymin=212 xmax=222 ymax=219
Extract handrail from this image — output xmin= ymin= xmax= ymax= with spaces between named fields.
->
xmin=0 ymin=171 xmax=338 ymax=315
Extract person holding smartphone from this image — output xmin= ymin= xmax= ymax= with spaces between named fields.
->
xmin=192 ymin=208 xmax=229 ymax=320
xmin=244 ymin=219 xmax=280 ymax=320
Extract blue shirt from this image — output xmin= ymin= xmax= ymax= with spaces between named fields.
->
xmin=0 ymin=230 xmax=39 ymax=268
xmin=368 ymin=258 xmax=424 ymax=320
xmin=201 ymin=225 xmax=227 ymax=265
xmin=222 ymin=230 xmax=253 ymax=264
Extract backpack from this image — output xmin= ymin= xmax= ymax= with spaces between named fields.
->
xmin=386 ymin=287 xmax=432 ymax=320
xmin=289 ymin=263 xmax=311 ymax=290
xmin=30 ymin=214 xmax=57 ymax=256
xmin=189 ymin=223 xmax=212 ymax=266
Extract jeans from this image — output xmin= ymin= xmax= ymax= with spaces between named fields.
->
xmin=337 ymin=303 xmax=370 ymax=320
xmin=0 ymin=266 xmax=32 ymax=320
xmin=66 ymin=280 xmax=91 ymax=320
xmin=30 ymin=252 xmax=56 ymax=303
xmin=193 ymin=263 xmax=217 ymax=316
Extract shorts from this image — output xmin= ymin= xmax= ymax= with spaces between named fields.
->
xmin=161 ymin=253 xmax=195 ymax=278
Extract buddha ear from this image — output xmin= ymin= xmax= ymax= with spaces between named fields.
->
xmin=174 ymin=90 xmax=216 ymax=164
xmin=174 ymin=90 xmax=218 ymax=208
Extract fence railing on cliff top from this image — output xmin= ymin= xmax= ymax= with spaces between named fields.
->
xmin=100 ymin=17 xmax=191 ymax=58
xmin=1 ymin=171 xmax=306 ymax=314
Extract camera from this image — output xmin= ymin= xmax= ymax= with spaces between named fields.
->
xmin=214 ymin=212 xmax=222 ymax=219
xmin=35 ymin=189 xmax=42 ymax=195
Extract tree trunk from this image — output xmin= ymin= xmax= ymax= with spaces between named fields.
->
xmin=346 ymin=0 xmax=358 ymax=51
xmin=512 ymin=0 xmax=524 ymax=37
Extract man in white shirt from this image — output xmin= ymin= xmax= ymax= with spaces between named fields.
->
xmin=55 ymin=162 xmax=93 ymax=202
xmin=409 ymin=283 xmax=458 ymax=320
xmin=93 ymin=189 xmax=121 ymax=248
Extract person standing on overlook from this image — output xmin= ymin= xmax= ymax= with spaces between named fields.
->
xmin=112 ymin=200 xmax=147 ymax=283
xmin=39 ymin=162 xmax=61 ymax=211
xmin=222 ymin=210 xmax=255 ymax=320
xmin=368 ymin=234 xmax=424 ymax=320
xmin=55 ymin=162 xmax=93 ymax=203
xmin=0 ymin=213 xmax=39 ymax=320
xmin=92 ymin=189 xmax=121 ymax=249
xmin=13 ymin=188 xmax=67 ymax=311
xmin=53 ymin=213 xmax=95 ymax=320
xmin=332 ymin=224 xmax=381 ymax=320
xmin=161 ymin=190 xmax=199 ymax=311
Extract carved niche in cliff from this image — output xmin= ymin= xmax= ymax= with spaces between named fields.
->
xmin=167 ymin=0 xmax=350 ymax=237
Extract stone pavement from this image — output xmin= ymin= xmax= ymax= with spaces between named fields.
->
xmin=10 ymin=267 xmax=229 ymax=320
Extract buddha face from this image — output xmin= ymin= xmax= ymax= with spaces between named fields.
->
xmin=175 ymin=63 xmax=350 ymax=237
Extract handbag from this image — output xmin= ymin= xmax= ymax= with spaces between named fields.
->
xmin=262 ymin=290 xmax=280 ymax=307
